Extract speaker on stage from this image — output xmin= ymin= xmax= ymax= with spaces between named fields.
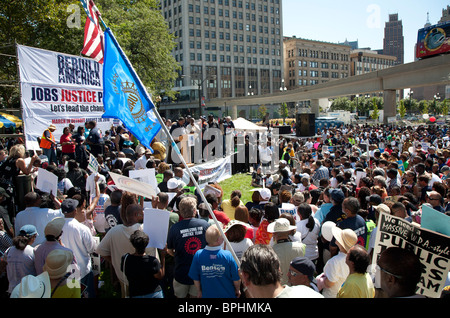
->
xmin=278 ymin=125 xmax=292 ymax=135
xmin=296 ymin=113 xmax=316 ymax=137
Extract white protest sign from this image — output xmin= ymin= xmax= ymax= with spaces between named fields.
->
xmin=36 ymin=168 xmax=58 ymax=195
xmin=91 ymin=236 xmax=101 ymax=276
xmin=355 ymin=171 xmax=367 ymax=187
xmin=87 ymin=153 xmax=99 ymax=174
xmin=25 ymin=140 xmax=41 ymax=152
xmin=143 ymin=208 xmax=170 ymax=249
xmin=167 ymin=192 xmax=176 ymax=203
xmin=372 ymin=213 xmax=450 ymax=298
xmin=188 ymin=134 xmax=195 ymax=147
xmin=109 ymin=171 xmax=156 ymax=198
xmin=129 ymin=168 xmax=158 ymax=194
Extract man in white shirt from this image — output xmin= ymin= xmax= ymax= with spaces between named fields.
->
xmin=134 ymin=148 xmax=152 ymax=170
xmin=258 ymin=142 xmax=273 ymax=174
xmin=14 ymin=192 xmax=64 ymax=247
xmin=60 ymin=198 xmax=98 ymax=298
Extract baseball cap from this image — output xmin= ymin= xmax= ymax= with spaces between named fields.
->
xmin=366 ymin=194 xmax=382 ymax=206
xmin=290 ymin=257 xmax=316 ymax=281
xmin=258 ymin=188 xmax=271 ymax=201
xmin=330 ymin=189 xmax=345 ymax=202
xmin=167 ymin=178 xmax=180 ymax=190
xmin=44 ymin=217 xmax=65 ymax=237
xmin=19 ymin=224 xmax=38 ymax=237
xmin=61 ymin=198 xmax=79 ymax=214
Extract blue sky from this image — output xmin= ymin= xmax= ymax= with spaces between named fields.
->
xmin=282 ymin=0 xmax=449 ymax=63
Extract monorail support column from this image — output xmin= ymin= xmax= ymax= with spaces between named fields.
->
xmin=383 ymin=89 xmax=397 ymax=124
xmin=311 ymin=99 xmax=320 ymax=118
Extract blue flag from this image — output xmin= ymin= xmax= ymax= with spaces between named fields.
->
xmin=102 ymin=28 xmax=161 ymax=152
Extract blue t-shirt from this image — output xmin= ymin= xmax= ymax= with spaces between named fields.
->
xmin=167 ymin=218 xmax=210 ymax=285
xmin=188 ymin=245 xmax=240 ymax=298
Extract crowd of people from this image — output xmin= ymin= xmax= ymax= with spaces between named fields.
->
xmin=0 ymin=114 xmax=449 ymax=299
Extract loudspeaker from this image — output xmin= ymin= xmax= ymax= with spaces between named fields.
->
xmin=296 ymin=113 xmax=316 ymax=137
xmin=277 ymin=125 xmax=291 ymax=135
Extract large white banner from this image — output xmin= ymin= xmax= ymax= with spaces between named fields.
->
xmin=182 ymin=155 xmax=232 ymax=189
xmin=17 ymin=45 xmax=114 ymax=146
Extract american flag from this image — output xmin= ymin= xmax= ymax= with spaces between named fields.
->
xmin=80 ymin=0 xmax=104 ymax=63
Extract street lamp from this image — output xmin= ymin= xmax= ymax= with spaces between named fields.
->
xmin=193 ymin=74 xmax=216 ymax=118
xmin=248 ymin=85 xmax=254 ymax=120
xmin=280 ymin=79 xmax=287 ymax=92
xmin=434 ymin=93 xmax=441 ymax=115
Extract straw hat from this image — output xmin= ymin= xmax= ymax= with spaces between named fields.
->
xmin=331 ymin=227 xmax=358 ymax=253
xmin=267 ymin=218 xmax=297 ymax=233
xmin=43 ymin=249 xmax=74 ymax=280
xmin=224 ymin=220 xmax=250 ymax=233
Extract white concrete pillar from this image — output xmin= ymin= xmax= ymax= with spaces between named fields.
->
xmin=383 ymin=90 xmax=397 ymax=124
xmin=310 ymin=99 xmax=320 ymax=117
xmin=232 ymin=105 xmax=238 ymax=120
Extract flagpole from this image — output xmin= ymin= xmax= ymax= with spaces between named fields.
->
xmin=95 ymin=19 xmax=241 ymax=266
xmin=151 ymin=109 xmax=241 ymax=267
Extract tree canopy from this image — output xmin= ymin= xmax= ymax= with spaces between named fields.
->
xmin=0 ymin=0 xmax=179 ymax=108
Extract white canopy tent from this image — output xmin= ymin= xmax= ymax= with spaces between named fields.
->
xmin=232 ymin=117 xmax=268 ymax=132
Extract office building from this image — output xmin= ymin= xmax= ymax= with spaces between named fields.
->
xmin=350 ymin=49 xmax=397 ymax=76
xmin=283 ymin=36 xmax=351 ymax=90
xmin=383 ymin=13 xmax=404 ymax=66
xmin=439 ymin=5 xmax=450 ymax=23
xmin=159 ymin=0 xmax=284 ymax=118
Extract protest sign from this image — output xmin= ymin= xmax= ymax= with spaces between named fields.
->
xmin=91 ymin=237 xmax=101 ymax=276
xmin=109 ymin=171 xmax=156 ymax=198
xmin=129 ymin=168 xmax=158 ymax=193
xmin=372 ymin=213 xmax=450 ymax=298
xmin=143 ymin=208 xmax=170 ymax=249
xmin=355 ymin=171 xmax=366 ymax=187
xmin=188 ymin=134 xmax=195 ymax=147
xmin=87 ymin=153 xmax=99 ymax=174
xmin=36 ymin=168 xmax=58 ymax=195
xmin=421 ymin=205 xmax=450 ymax=236
xmin=17 ymin=45 xmax=114 ymax=145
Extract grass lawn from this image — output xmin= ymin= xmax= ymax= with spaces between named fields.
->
xmin=218 ymin=172 xmax=254 ymax=203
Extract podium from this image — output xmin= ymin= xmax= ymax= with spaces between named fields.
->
xmin=178 ymin=134 xmax=196 ymax=167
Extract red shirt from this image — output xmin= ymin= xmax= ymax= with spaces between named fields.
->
xmin=60 ymin=133 xmax=75 ymax=153
xmin=209 ymin=210 xmax=231 ymax=226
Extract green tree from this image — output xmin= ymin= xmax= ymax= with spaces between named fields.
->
xmin=398 ymin=100 xmax=406 ymax=119
xmin=0 ymin=0 xmax=84 ymax=108
xmin=279 ymin=102 xmax=288 ymax=124
xmin=0 ymin=0 xmax=179 ymax=108
xmin=419 ymin=100 xmax=429 ymax=115
xmin=442 ymin=99 xmax=449 ymax=117
xmin=96 ymin=0 xmax=180 ymax=98
xmin=258 ymin=105 xmax=268 ymax=121
xmin=330 ymin=97 xmax=351 ymax=111
xmin=371 ymin=98 xmax=380 ymax=121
